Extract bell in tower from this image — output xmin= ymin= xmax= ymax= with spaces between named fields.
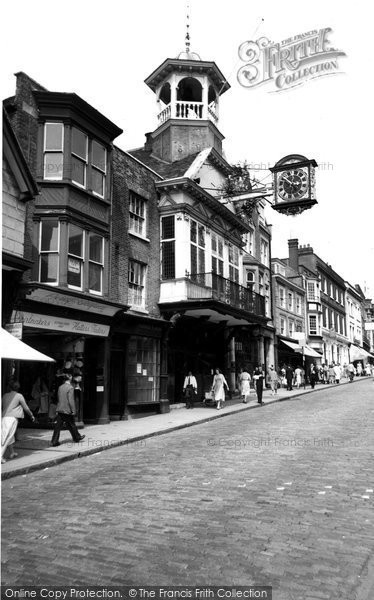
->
xmin=143 ymin=41 xmax=230 ymax=163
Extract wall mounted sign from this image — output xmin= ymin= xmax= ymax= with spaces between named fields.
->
xmin=27 ymin=288 xmax=121 ymax=316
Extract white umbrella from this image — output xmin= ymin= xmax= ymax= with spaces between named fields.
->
xmin=0 ymin=328 xmax=55 ymax=362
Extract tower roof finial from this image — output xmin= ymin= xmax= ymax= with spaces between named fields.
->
xmin=185 ymin=0 xmax=190 ymax=53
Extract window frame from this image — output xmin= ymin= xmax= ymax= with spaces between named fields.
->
xmin=161 ymin=215 xmax=176 ymax=280
xmin=128 ymin=260 xmax=146 ymax=308
xmin=91 ymin=140 xmax=107 ymax=199
xmin=38 ymin=219 xmax=60 ymax=285
xmin=129 ymin=191 xmax=147 ymax=238
xmin=43 ymin=122 xmax=64 ymax=181
xmin=88 ymin=234 xmax=104 ymax=296
xmin=67 ymin=224 xmax=85 ymax=291
xmin=71 ymin=126 xmax=88 ymax=189
xmin=309 ymin=315 xmax=317 ymax=335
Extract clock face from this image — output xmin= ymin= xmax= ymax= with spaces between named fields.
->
xmin=278 ymin=168 xmax=308 ymax=200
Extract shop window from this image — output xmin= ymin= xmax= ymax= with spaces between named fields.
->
xmin=128 ymin=260 xmax=146 ymax=308
xmin=44 ymin=123 xmax=64 ymax=180
xmin=129 ymin=191 xmax=147 ymax=237
xmin=161 ymin=216 xmax=175 ymax=280
xmin=127 ymin=336 xmax=160 ymax=404
xmin=39 ymin=219 xmax=60 ymax=284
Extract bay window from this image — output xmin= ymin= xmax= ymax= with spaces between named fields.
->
xmin=228 ymin=244 xmax=239 ymax=283
xmin=68 ymin=224 xmax=84 ymax=289
xmin=161 ymin=216 xmax=175 ymax=280
xmin=71 ymin=127 xmax=88 ymax=187
xmin=89 ymin=234 xmax=104 ymax=295
xmin=211 ymin=232 xmax=224 ymax=276
xmin=39 ymin=220 xmax=60 ymax=284
xmin=44 ymin=123 xmax=64 ymax=180
xmin=91 ymin=140 xmax=106 ymax=197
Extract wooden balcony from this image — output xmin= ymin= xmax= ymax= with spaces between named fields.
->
xmin=159 ymin=273 xmax=266 ymax=320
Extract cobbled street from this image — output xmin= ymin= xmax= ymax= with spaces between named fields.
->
xmin=2 ymin=380 xmax=374 ymax=599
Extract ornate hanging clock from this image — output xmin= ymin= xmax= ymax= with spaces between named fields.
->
xmin=270 ymin=154 xmax=318 ymax=215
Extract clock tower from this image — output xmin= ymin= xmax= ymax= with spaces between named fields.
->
xmin=143 ymin=45 xmax=230 ymax=163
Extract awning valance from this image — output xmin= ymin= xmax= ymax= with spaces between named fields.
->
xmin=280 ymin=339 xmax=322 ymax=358
xmin=350 ymin=344 xmax=374 ymax=361
xmin=0 ymin=328 xmax=55 ymax=362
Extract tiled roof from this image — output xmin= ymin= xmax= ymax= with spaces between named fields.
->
xmin=128 ymin=148 xmax=200 ymax=179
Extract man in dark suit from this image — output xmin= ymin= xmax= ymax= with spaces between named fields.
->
xmin=286 ymin=365 xmax=294 ymax=391
xmin=51 ymin=374 xmax=85 ymax=447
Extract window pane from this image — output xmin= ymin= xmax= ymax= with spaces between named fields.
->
xmin=41 ymin=220 xmax=59 ymax=251
xmin=92 ymin=169 xmax=104 ymax=196
xmin=72 ymin=156 xmax=86 ymax=186
xmin=67 ymin=257 xmax=82 ymax=287
xmin=161 ymin=216 xmax=174 ymax=240
xmin=45 ymin=123 xmax=63 ymax=150
xmin=72 ymin=128 xmax=87 ymax=159
xmin=198 ymin=224 xmax=205 ymax=247
xmin=44 ymin=152 xmax=63 ymax=180
xmin=89 ymin=234 xmax=103 ymax=263
xmin=89 ymin=263 xmax=102 ymax=293
xmin=40 ymin=254 xmax=58 ymax=283
xmin=69 ymin=225 xmax=83 ymax=257
xmin=190 ymin=221 xmax=197 ymax=243
xmin=162 ymin=241 xmax=175 ymax=279
xmin=92 ymin=141 xmax=106 ymax=172
xmin=191 ymin=245 xmax=197 ymax=274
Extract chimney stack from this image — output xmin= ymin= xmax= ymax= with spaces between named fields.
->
xmin=288 ymin=238 xmax=299 ymax=272
xmin=144 ymin=132 xmax=153 ymax=153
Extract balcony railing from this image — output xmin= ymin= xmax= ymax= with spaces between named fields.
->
xmin=187 ymin=272 xmax=266 ymax=317
xmin=157 ymin=101 xmax=218 ymax=126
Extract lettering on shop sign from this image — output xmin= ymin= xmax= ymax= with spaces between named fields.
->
xmin=28 ymin=288 xmax=120 ymax=316
xmin=22 ymin=312 xmax=110 ymax=337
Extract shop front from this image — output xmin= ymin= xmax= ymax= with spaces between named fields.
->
xmin=10 ymin=285 xmax=125 ymax=426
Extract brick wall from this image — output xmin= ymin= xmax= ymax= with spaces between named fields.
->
xmin=112 ymin=148 xmax=163 ymax=318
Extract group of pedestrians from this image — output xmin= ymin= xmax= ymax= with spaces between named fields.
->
xmin=1 ymin=374 xmax=85 ymax=463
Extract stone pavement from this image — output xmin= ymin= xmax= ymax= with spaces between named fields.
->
xmin=1 ymin=377 xmax=372 ymax=480
xmin=1 ymin=378 xmax=374 ymax=597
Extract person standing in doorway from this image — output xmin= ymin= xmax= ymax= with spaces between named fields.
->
xmin=285 ymin=365 xmax=294 ymax=391
xmin=51 ymin=374 xmax=85 ymax=447
xmin=253 ymin=366 xmax=265 ymax=405
xmin=183 ymin=371 xmax=197 ymax=409
xmin=211 ymin=368 xmax=229 ymax=410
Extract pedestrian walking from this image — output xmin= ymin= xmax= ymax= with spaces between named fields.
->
xmin=309 ymin=363 xmax=317 ymax=389
xmin=238 ymin=368 xmax=252 ymax=403
xmin=2 ymin=381 xmax=36 ymax=463
xmin=294 ymin=366 xmax=302 ymax=389
xmin=253 ymin=366 xmax=265 ymax=405
xmin=347 ymin=363 xmax=355 ymax=382
xmin=183 ymin=371 xmax=197 ymax=409
xmin=328 ymin=364 xmax=336 ymax=384
xmin=211 ymin=368 xmax=229 ymax=410
xmin=334 ymin=363 xmax=341 ymax=384
xmin=323 ymin=364 xmax=329 ymax=384
xmin=51 ymin=374 xmax=85 ymax=447
xmin=357 ymin=362 xmax=363 ymax=377
xmin=285 ymin=365 xmax=294 ymax=391
xmin=268 ymin=365 xmax=279 ymax=396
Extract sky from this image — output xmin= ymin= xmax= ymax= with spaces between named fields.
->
xmin=1 ymin=0 xmax=373 ymax=296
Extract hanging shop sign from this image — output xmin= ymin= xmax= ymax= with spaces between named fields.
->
xmin=5 ymin=322 xmax=23 ymax=339
xmin=22 ymin=312 xmax=110 ymax=337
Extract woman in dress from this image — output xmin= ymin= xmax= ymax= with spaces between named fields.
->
xmin=238 ymin=368 xmax=251 ymax=403
xmin=2 ymin=381 xmax=35 ymax=463
xmin=211 ymin=368 xmax=229 ymax=410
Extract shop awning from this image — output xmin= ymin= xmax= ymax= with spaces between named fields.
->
xmin=0 ymin=328 xmax=55 ymax=362
xmin=280 ymin=339 xmax=322 ymax=358
xmin=350 ymin=344 xmax=374 ymax=361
